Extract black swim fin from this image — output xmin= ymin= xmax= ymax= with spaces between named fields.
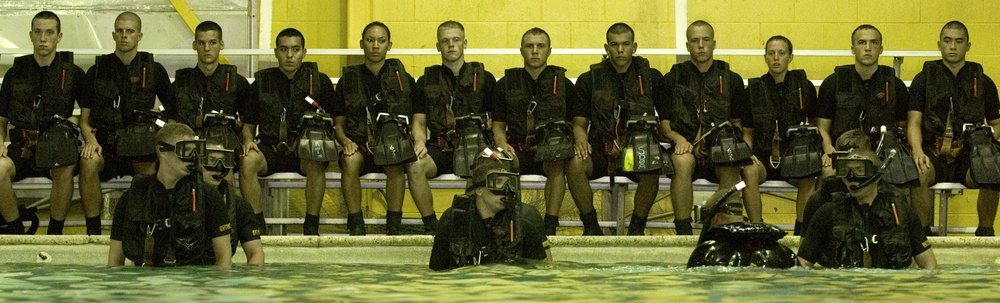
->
xmin=453 ymin=116 xmax=491 ymax=177
xmin=779 ymin=125 xmax=823 ymax=178
xmin=965 ymin=124 xmax=1000 ymax=187
xmin=873 ymin=126 xmax=919 ymax=186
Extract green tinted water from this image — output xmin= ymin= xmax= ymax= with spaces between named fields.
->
xmin=1 ymin=262 xmax=996 ymax=302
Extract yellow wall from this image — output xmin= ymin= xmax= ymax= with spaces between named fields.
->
xmin=268 ymin=0 xmax=999 ymax=233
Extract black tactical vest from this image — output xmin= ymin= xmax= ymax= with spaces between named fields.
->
xmin=921 ymin=60 xmax=986 ymax=142
xmin=831 ymin=65 xmax=900 ymax=141
xmin=254 ymin=62 xmax=328 ymax=143
xmin=120 ymin=175 xmax=212 ymax=266
xmin=501 ymin=66 xmax=568 ymax=140
xmin=821 ymin=184 xmax=914 ymax=269
xmin=669 ymin=60 xmax=733 ymax=142
xmin=89 ymin=52 xmax=160 ymax=130
xmin=589 ymin=57 xmax=657 ymax=143
xmin=422 ymin=62 xmax=488 ymax=140
xmin=6 ymin=52 xmax=77 ymax=129
xmin=173 ymin=64 xmax=241 ymax=128
xmin=747 ymin=70 xmax=813 ymax=155
xmin=341 ymin=59 xmax=414 ymax=144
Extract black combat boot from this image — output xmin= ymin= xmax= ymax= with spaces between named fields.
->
xmin=386 ymin=211 xmax=403 ymax=235
xmin=543 ymin=215 xmax=559 ymax=236
xmin=580 ymin=211 xmax=604 ymax=236
xmin=975 ymin=227 xmax=995 ymax=237
xmin=86 ymin=216 xmax=102 ymax=236
xmin=628 ymin=215 xmax=648 ymax=236
xmin=674 ymin=218 xmax=693 ymax=235
xmin=793 ymin=221 xmax=803 ymax=236
xmin=347 ymin=212 xmax=366 ymax=236
xmin=303 ymin=214 xmax=320 ymax=236
xmin=422 ymin=213 xmax=438 ymax=235
xmin=46 ymin=219 xmax=65 ymax=235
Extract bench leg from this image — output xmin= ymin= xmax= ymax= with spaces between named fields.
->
xmin=938 ymin=191 xmax=949 ymax=237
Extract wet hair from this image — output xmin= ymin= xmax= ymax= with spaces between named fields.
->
xmin=438 ymin=20 xmax=465 ymax=33
xmin=32 ymin=11 xmax=61 ymax=33
xmin=276 ymin=28 xmax=305 ymax=48
xmin=606 ymin=22 xmax=635 ymax=42
xmin=687 ymin=20 xmax=714 ymax=38
xmin=941 ymin=20 xmax=970 ymax=41
xmin=851 ymin=24 xmax=882 ymax=44
xmin=115 ymin=12 xmax=142 ymax=32
xmin=362 ymin=21 xmax=391 ymax=42
xmin=835 ymin=129 xmax=871 ymax=151
xmin=195 ymin=20 xmax=223 ymax=40
xmin=765 ymin=35 xmax=793 ymax=55
xmin=156 ymin=122 xmax=196 ymax=145
xmin=521 ymin=27 xmax=551 ymax=46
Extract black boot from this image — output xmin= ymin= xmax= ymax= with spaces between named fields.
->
xmin=303 ymin=214 xmax=320 ymax=236
xmin=544 ymin=215 xmax=559 ymax=236
xmin=46 ymin=219 xmax=64 ymax=235
xmin=386 ymin=211 xmax=403 ymax=235
xmin=793 ymin=221 xmax=803 ymax=236
xmin=85 ymin=216 xmax=102 ymax=236
xmin=580 ymin=211 xmax=604 ymax=236
xmin=422 ymin=213 xmax=438 ymax=235
xmin=347 ymin=212 xmax=366 ymax=236
xmin=628 ymin=215 xmax=648 ymax=236
xmin=975 ymin=227 xmax=995 ymax=237
xmin=924 ymin=226 xmax=936 ymax=237
xmin=674 ymin=218 xmax=693 ymax=235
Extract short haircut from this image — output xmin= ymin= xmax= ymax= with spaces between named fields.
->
xmin=835 ymin=129 xmax=871 ymax=151
xmin=32 ymin=11 xmax=61 ymax=33
xmin=851 ymin=24 xmax=882 ymax=44
xmin=765 ymin=35 xmax=793 ymax=55
xmin=438 ymin=20 xmax=465 ymax=33
xmin=941 ymin=20 xmax=970 ymax=41
xmin=687 ymin=20 xmax=714 ymax=38
xmin=195 ymin=20 xmax=223 ymax=40
xmin=468 ymin=160 xmax=507 ymax=194
xmin=276 ymin=27 xmax=305 ymax=48
xmin=362 ymin=21 xmax=391 ymax=42
xmin=606 ymin=22 xmax=634 ymax=42
xmin=115 ymin=12 xmax=142 ymax=32
xmin=156 ymin=122 xmax=196 ymax=145
xmin=521 ymin=27 xmax=551 ymax=46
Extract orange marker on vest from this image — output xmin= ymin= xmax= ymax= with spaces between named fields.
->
xmin=719 ymin=75 xmax=724 ymax=95
xmin=309 ymin=74 xmax=314 ymax=96
xmin=885 ymin=82 xmax=889 ymax=103
xmin=473 ymin=72 xmax=478 ymax=92
xmin=798 ymin=87 xmax=804 ymax=109
xmin=552 ymin=75 xmax=558 ymax=95
xmin=225 ymin=73 xmax=230 ymax=92
xmin=891 ymin=202 xmax=900 ymax=226
xmin=638 ymin=75 xmax=645 ymax=96
xmin=191 ymin=188 xmax=197 ymax=212
xmin=975 ymin=77 xmax=979 ymax=97
xmin=396 ymin=71 xmax=403 ymax=91
xmin=141 ymin=67 xmax=146 ymax=89
xmin=60 ymin=69 xmax=66 ymax=90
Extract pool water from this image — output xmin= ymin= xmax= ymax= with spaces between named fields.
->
xmin=1 ymin=262 xmax=997 ymax=302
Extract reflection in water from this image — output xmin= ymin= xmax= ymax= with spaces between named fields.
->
xmin=0 ymin=262 xmax=994 ymax=302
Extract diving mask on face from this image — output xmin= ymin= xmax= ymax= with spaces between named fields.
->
xmin=157 ymin=139 xmax=207 ymax=162
xmin=832 ymin=149 xmax=894 ymax=189
xmin=484 ymin=171 xmax=520 ymax=196
xmin=203 ymin=147 xmax=236 ymax=179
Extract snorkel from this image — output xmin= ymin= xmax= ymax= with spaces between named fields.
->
xmin=837 ymin=149 xmax=896 ymax=192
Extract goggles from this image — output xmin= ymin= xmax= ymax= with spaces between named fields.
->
xmin=205 ymin=147 xmax=236 ymax=169
xmin=484 ymin=171 xmax=520 ymax=195
xmin=158 ymin=139 xmax=206 ymax=162
xmin=832 ymin=151 xmax=877 ymax=183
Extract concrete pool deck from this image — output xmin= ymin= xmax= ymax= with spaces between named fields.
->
xmin=1 ymin=235 xmax=998 ymax=266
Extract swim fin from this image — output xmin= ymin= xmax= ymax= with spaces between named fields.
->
xmin=779 ymin=125 xmax=823 ymax=178
xmin=872 ymin=126 xmax=919 ymax=187
xmin=533 ymin=119 xmax=574 ymax=162
xmin=621 ymin=115 xmax=665 ymax=173
xmin=709 ymin=122 xmax=753 ymax=167
xmin=964 ymin=124 xmax=1000 ymax=188
xmin=453 ymin=116 xmax=491 ymax=177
